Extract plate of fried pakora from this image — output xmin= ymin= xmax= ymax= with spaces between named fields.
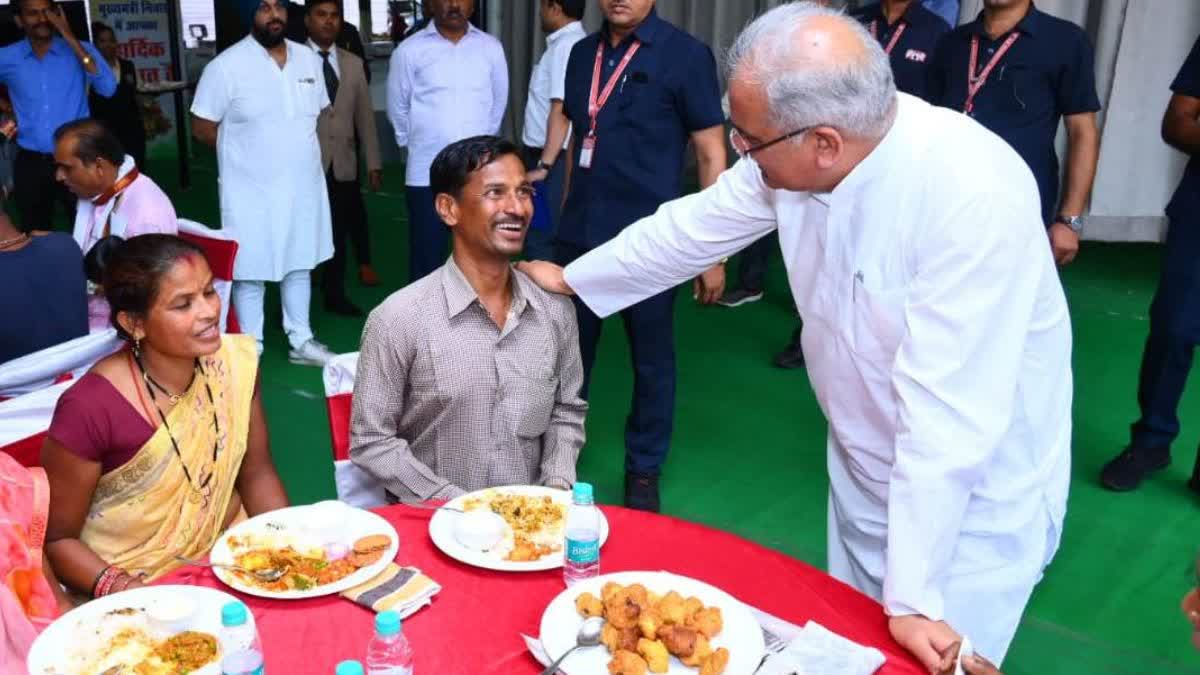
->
xmin=539 ymin=571 xmax=765 ymax=675
xmin=429 ymin=485 xmax=610 ymax=572
xmin=210 ymin=502 xmax=399 ymax=599
xmin=28 ymin=585 xmax=235 ymax=675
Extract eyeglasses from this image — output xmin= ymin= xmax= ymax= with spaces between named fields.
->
xmin=729 ymin=125 xmax=814 ymax=158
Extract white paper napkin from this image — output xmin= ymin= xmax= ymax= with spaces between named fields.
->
xmin=755 ymin=620 xmax=886 ymax=675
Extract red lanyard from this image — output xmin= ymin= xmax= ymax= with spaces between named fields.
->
xmin=85 ymin=167 xmax=140 ymax=247
xmin=964 ymin=32 xmax=1020 ymax=114
xmin=587 ymin=39 xmax=641 ymax=137
xmin=870 ymin=19 xmax=907 ymax=56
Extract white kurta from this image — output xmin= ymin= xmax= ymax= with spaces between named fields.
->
xmin=191 ymin=36 xmax=333 ymax=281
xmin=564 ymin=93 xmax=1072 ymax=663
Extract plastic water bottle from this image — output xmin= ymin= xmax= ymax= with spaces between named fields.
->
xmin=220 ymin=601 xmax=265 ymax=675
xmin=336 ymin=661 xmax=365 ymax=675
xmin=366 ymin=610 xmax=414 ymax=675
xmin=563 ymin=482 xmax=601 ymax=586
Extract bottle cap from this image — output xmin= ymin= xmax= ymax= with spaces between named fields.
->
xmin=573 ymin=482 xmax=594 ymax=503
xmin=221 ymin=600 xmax=248 ymax=627
xmin=375 ymin=609 xmax=401 ymax=637
xmin=336 ymin=660 xmax=365 ymax=675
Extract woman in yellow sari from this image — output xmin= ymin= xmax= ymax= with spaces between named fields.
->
xmin=42 ymin=234 xmax=289 ymax=598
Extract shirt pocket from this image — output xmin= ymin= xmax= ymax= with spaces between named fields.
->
xmin=850 ymin=276 xmax=907 ymax=362
xmin=996 ymin=62 xmax=1052 ymax=118
xmin=509 ymin=374 xmax=559 ymax=439
xmin=294 ymin=76 xmax=325 ymax=118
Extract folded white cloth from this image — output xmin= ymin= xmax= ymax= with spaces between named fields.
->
xmin=756 ymin=621 xmax=885 ymax=675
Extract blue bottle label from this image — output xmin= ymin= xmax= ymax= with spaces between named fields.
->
xmin=566 ymin=538 xmax=599 ymax=564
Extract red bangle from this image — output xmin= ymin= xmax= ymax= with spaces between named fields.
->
xmin=94 ymin=566 xmax=127 ymax=598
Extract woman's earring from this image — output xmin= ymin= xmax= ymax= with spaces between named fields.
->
xmin=133 ymin=337 xmax=142 ymax=358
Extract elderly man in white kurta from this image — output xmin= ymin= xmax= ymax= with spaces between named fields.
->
xmin=190 ymin=0 xmax=335 ymax=366
xmin=519 ymin=3 xmax=1071 ymax=669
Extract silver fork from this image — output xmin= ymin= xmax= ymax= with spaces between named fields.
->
xmin=753 ymin=627 xmax=790 ymax=673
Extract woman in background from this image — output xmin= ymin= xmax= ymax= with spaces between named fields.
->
xmin=87 ymin=23 xmax=146 ymax=169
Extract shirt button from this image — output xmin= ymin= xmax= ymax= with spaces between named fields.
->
xmin=987 ymin=47 xmax=995 ymax=54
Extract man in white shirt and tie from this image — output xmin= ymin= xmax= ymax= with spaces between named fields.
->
xmin=191 ymin=0 xmax=336 ymax=366
xmin=521 ymin=0 xmax=586 ymax=262
xmin=386 ymin=0 xmax=508 ymax=283
xmin=520 ymin=3 xmax=1071 ymax=669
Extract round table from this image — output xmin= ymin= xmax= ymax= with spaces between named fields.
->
xmin=158 ymin=505 xmax=925 ymax=674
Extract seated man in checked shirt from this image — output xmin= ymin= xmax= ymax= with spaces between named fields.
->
xmin=349 ymin=135 xmax=587 ymax=502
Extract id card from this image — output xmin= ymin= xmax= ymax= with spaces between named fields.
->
xmin=579 ymin=135 xmax=596 ymax=169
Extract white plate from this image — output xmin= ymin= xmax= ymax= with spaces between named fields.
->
xmin=209 ymin=501 xmax=399 ymax=599
xmin=539 ymin=571 xmax=766 ymax=675
xmin=429 ymin=485 xmax=609 ymax=572
xmin=28 ymin=584 xmax=244 ymax=675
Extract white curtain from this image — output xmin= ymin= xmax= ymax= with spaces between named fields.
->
xmin=494 ymin=0 xmax=1200 ymax=242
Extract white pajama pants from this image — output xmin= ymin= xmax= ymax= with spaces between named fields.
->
xmin=231 ymin=270 xmax=315 ymax=352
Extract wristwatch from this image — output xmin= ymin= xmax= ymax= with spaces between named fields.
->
xmin=535 ymin=159 xmax=553 ymax=172
xmin=1055 ymin=215 xmax=1083 ymax=233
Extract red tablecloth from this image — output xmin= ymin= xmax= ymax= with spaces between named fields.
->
xmin=157 ymin=505 xmax=925 ymax=674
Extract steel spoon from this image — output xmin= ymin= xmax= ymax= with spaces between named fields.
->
xmin=541 ymin=616 xmax=605 ymax=675
xmin=173 ymin=555 xmax=289 ymax=582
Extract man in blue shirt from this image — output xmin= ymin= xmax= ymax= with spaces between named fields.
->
xmin=1101 ymin=34 xmax=1200 ymax=494
xmin=927 ymin=0 xmax=1100 ymax=266
xmin=0 ymin=0 xmax=115 ymax=231
xmin=852 ymin=0 xmax=951 ymax=101
xmin=555 ymin=0 xmax=726 ymax=511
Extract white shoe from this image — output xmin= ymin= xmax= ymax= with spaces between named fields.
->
xmin=288 ymin=339 xmax=336 ymax=367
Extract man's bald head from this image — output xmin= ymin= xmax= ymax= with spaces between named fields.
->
xmin=727 ymin=1 xmax=895 ymax=140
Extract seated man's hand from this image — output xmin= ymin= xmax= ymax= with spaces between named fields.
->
xmin=888 ymin=614 xmax=961 ymax=673
xmin=516 ymin=260 xmax=573 ymax=296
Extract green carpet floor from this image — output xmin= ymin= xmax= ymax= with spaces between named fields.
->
xmin=143 ymin=144 xmax=1199 ymax=674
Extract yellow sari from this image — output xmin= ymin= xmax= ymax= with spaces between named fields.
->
xmin=79 ymin=335 xmax=258 ymax=581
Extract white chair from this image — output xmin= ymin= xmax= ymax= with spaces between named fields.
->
xmin=0 ymin=381 xmax=73 ymax=467
xmin=177 ymin=219 xmax=240 ymax=333
xmin=323 ymin=352 xmax=387 ymax=508
xmin=0 ymin=329 xmax=122 ymax=399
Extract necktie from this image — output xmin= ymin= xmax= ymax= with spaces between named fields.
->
xmin=320 ymin=50 xmax=339 ymax=105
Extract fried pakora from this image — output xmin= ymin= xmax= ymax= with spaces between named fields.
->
xmin=680 ymin=634 xmax=713 ymax=668
xmin=637 ymin=607 xmax=664 ymax=640
xmin=657 ymin=624 xmax=698 ymax=658
xmin=605 ymin=589 xmax=643 ymax=629
xmin=636 ymin=637 xmax=670 ymax=673
xmin=700 ymin=647 xmax=731 ymax=675
xmin=607 ymin=649 xmax=649 ymax=675
xmin=657 ymin=591 xmax=688 ymax=625
xmin=577 ymin=584 xmax=730 ymax=674
xmin=576 ymin=592 xmax=604 ymax=618
xmin=686 ymin=606 xmax=723 ymax=639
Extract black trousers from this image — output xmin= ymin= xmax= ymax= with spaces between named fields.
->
xmin=14 ymin=149 xmax=75 ymax=232
xmin=320 ymin=170 xmax=372 ymax=301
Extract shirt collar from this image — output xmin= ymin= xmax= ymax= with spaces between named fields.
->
xmin=423 ymin=19 xmax=481 ymax=42
xmin=90 ymin=154 xmax=137 ymax=204
xmin=308 ymin=39 xmax=336 ymax=56
xmin=441 ymin=256 xmax=530 ymax=319
xmin=547 ymin=20 xmax=584 ymax=45
xmin=864 ymin=1 xmax=919 ymax=27
xmin=831 ymin=93 xmax=909 ymax=201
xmin=22 ymin=36 xmax=65 ymax=58
xmin=969 ymin=3 xmax=1043 ymax=39
xmin=601 ymin=6 xmax=663 ymax=47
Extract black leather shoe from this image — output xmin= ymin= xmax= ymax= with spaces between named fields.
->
xmin=772 ymin=326 xmax=805 ymax=369
xmin=624 ymin=473 xmax=660 ymax=512
xmin=325 ymin=296 xmax=364 ymax=317
xmin=1100 ymin=446 xmax=1170 ymax=491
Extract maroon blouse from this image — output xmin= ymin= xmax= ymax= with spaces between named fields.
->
xmin=46 ymin=373 xmax=155 ymax=473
